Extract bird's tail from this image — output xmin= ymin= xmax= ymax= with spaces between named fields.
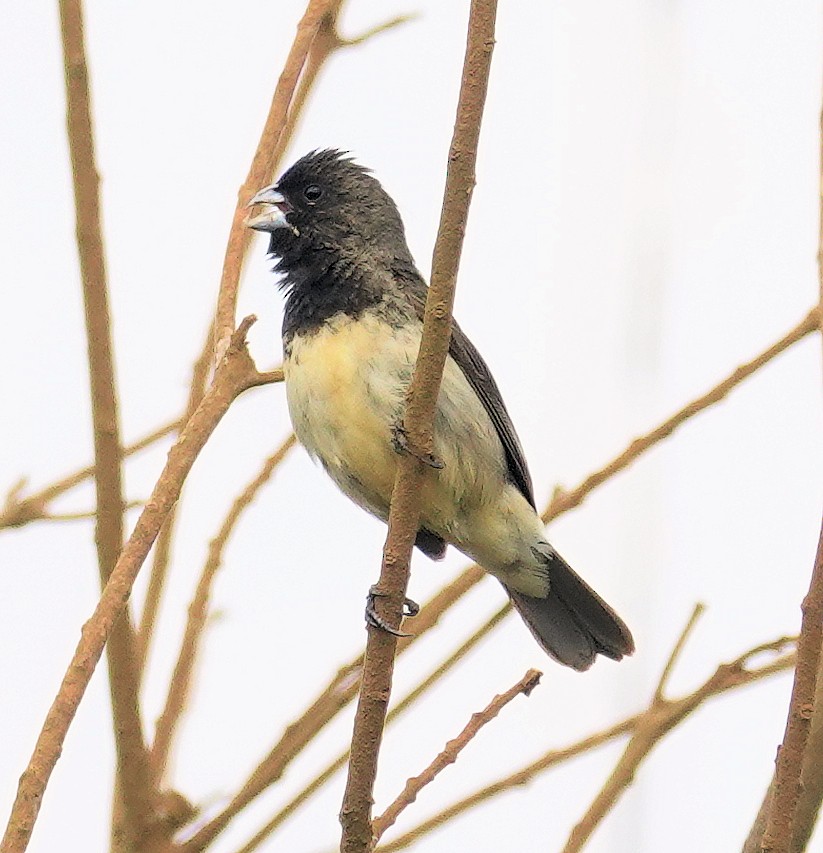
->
xmin=504 ymin=553 xmax=634 ymax=671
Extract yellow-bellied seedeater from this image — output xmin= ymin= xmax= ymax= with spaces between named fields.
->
xmin=247 ymin=149 xmax=633 ymax=671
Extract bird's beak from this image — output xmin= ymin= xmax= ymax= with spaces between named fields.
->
xmin=245 ymin=186 xmax=295 ymax=233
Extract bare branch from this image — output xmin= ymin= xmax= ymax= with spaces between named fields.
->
xmin=545 ymin=305 xmax=821 ymax=523
xmin=150 ymin=434 xmax=296 ymax=779
xmin=561 ymin=634 xmax=796 ymax=853
xmin=0 ymin=318 xmax=262 ymax=853
xmin=377 ymin=635 xmax=796 ymax=853
xmin=57 ymin=0 xmax=154 ymax=845
xmin=653 ymin=603 xmax=705 ymax=704
xmin=339 ymin=3 xmax=498 ymax=850
xmin=372 ymin=670 xmax=541 ymax=843
xmin=136 ymin=335 xmax=216 ymax=672
xmin=0 ymin=420 xmax=180 ymax=531
xmin=232 ymin=606 xmax=510 ymax=853
xmin=759 ymin=517 xmax=823 ymax=852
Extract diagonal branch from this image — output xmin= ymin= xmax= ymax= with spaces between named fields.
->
xmin=561 ymin=632 xmax=796 ymax=853
xmin=372 ymin=670 xmax=541 ymax=843
xmin=377 ymin=633 xmax=796 ymax=853
xmin=150 ymin=434 xmax=296 ymax=780
xmin=759 ymin=509 xmax=823 ymax=853
xmin=0 ymin=318 xmax=263 ymax=853
xmin=232 ymin=605 xmax=510 ymax=853
xmin=745 ymin=93 xmax=823 ymax=853
xmin=0 ymin=420 xmax=180 ymax=531
xmin=213 ymin=0 xmax=338 ymax=357
xmin=339 ymin=3 xmax=498 ymax=851
xmin=545 ymin=305 xmax=821 ymax=523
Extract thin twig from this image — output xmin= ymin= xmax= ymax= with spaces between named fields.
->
xmin=57 ymin=0 xmax=154 ymax=846
xmin=41 ymin=501 xmax=144 ymax=522
xmin=377 ymin=637 xmax=796 ymax=853
xmin=233 ymin=605 xmax=510 ymax=853
xmin=0 ymin=420 xmax=180 ymax=531
xmin=150 ymin=434 xmax=296 ymax=780
xmin=372 ymin=670 xmax=541 ymax=843
xmin=545 ymin=305 xmax=821 ymax=523
xmin=0 ymin=318 xmax=262 ymax=853
xmin=339 ymin=3 xmax=498 ymax=851
xmin=561 ymin=631 xmax=796 ymax=853
xmin=653 ymin=603 xmax=706 ymax=703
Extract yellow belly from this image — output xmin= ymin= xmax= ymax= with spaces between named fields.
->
xmin=283 ymin=311 xmax=520 ymax=556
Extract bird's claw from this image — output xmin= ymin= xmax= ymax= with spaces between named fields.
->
xmin=365 ymin=585 xmax=420 ymax=637
xmin=391 ymin=425 xmax=444 ymax=470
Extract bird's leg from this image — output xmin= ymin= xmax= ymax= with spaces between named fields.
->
xmin=365 ymin=584 xmax=420 ymax=637
xmin=391 ymin=423 xmax=444 ymax=469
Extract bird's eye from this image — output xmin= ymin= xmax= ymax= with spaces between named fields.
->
xmin=303 ymin=184 xmax=323 ymax=203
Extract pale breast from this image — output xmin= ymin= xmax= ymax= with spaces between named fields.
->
xmin=284 ymin=310 xmax=509 ymax=539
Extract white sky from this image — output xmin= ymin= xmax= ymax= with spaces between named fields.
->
xmin=2 ymin=2 xmax=823 ymax=852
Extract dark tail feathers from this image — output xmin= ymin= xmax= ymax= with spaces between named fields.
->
xmin=505 ymin=553 xmax=634 ymax=671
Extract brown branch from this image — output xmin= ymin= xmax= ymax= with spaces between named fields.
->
xmin=213 ymin=0 xmax=338 ymax=356
xmin=339 ymin=3 xmax=498 ymax=851
xmin=136 ymin=332 xmax=216 ymax=670
xmin=377 ymin=635 xmax=796 ymax=853
xmin=150 ymin=433 xmax=296 ymax=780
xmin=743 ymin=655 xmax=823 ymax=853
xmin=759 ymin=491 xmax=823 ymax=853
xmin=750 ymin=95 xmax=823 ymax=853
xmin=40 ymin=501 xmax=144 ymax=522
xmin=0 ymin=420 xmax=180 ymax=531
xmin=0 ymin=318 xmax=262 ymax=853
xmin=233 ymin=605 xmax=510 ymax=853
xmin=561 ymin=635 xmax=796 ymax=853
xmin=372 ymin=669 xmax=541 ymax=843
xmin=545 ymin=305 xmax=821 ymax=523
xmin=57 ymin=0 xmax=154 ymax=846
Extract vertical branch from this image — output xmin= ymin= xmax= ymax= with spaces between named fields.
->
xmin=338 ymin=2 xmax=498 ymax=851
xmin=757 ymin=95 xmax=823 ymax=853
xmin=57 ymin=0 xmax=154 ymax=846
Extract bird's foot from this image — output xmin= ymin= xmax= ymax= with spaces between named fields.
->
xmin=391 ymin=424 xmax=444 ymax=470
xmin=365 ymin=584 xmax=420 ymax=637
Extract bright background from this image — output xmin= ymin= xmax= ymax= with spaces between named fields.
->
xmin=2 ymin=2 xmax=823 ymax=851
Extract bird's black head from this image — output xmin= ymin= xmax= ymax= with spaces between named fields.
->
xmin=246 ymin=150 xmax=414 ymax=289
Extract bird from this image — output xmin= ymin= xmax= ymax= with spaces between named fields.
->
xmin=246 ymin=149 xmax=634 ymax=671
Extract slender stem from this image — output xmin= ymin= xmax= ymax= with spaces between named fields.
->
xmin=372 ymin=670 xmax=541 ymax=843
xmin=339 ymin=3 xmax=498 ymax=851
xmin=150 ymin=434 xmax=296 ymax=779
xmin=57 ymin=0 xmax=155 ymax=846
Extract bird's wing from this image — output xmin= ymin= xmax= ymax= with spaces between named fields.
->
xmin=402 ymin=274 xmax=536 ymax=509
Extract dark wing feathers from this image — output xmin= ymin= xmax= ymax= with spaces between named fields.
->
xmin=402 ymin=274 xmax=536 ymax=509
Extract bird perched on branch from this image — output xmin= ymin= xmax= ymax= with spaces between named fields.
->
xmin=246 ymin=149 xmax=633 ymax=671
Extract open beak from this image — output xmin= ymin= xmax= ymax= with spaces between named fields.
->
xmin=245 ymin=186 xmax=296 ymax=233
